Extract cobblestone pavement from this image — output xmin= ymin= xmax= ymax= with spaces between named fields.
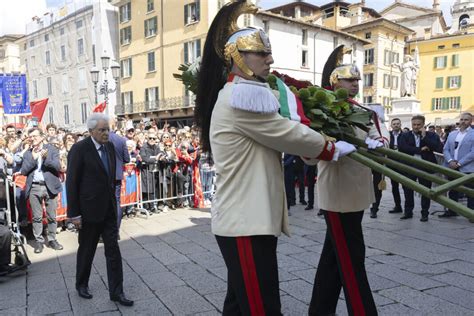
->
xmin=1 ymin=187 xmax=473 ymax=315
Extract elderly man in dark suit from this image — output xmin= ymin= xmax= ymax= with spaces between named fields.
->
xmin=398 ymin=115 xmax=443 ymax=222
xmin=66 ymin=113 xmax=133 ymax=306
xmin=108 ymin=118 xmax=130 ymax=230
xmin=21 ymin=127 xmax=63 ymax=254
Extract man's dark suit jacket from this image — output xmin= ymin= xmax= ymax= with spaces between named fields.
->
xmin=108 ymin=132 xmax=130 ymax=181
xmin=66 ymin=137 xmax=117 ymax=223
xmin=398 ymin=131 xmax=443 ymax=171
xmin=389 ymin=131 xmax=402 ymax=150
xmin=21 ymin=143 xmax=62 ymax=198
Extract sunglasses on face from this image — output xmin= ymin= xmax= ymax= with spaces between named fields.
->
xmin=148 ymin=137 xmax=157 ymax=140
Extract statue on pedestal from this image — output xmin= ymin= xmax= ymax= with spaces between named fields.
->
xmin=392 ymin=54 xmax=419 ymax=97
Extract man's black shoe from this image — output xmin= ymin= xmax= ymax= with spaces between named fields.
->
xmin=300 ymin=200 xmax=307 ymax=205
xmin=110 ymin=293 xmax=134 ymax=306
xmin=48 ymin=240 xmax=63 ymax=250
xmin=77 ymin=286 xmax=93 ymax=299
xmin=420 ymin=216 xmax=429 ymax=222
xmin=389 ymin=207 xmax=403 ymax=214
xmin=400 ymin=214 xmax=413 ymax=220
xmin=305 ymin=206 xmax=313 ymax=211
xmin=317 ymin=210 xmax=323 ymax=216
xmin=438 ymin=212 xmax=458 ymax=218
xmin=34 ymin=242 xmax=44 ymax=254
xmin=370 ymin=211 xmax=377 ymax=219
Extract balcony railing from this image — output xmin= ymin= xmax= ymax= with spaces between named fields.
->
xmin=115 ymin=95 xmax=195 ymax=116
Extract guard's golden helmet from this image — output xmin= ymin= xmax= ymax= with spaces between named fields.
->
xmin=329 ymin=64 xmax=361 ymax=86
xmin=224 ymin=27 xmax=272 ymax=78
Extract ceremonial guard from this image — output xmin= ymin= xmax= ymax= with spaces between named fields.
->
xmin=309 ymin=46 xmax=389 ymax=316
xmin=194 ymin=2 xmax=356 ymax=314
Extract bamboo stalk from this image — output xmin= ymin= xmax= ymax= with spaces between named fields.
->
xmin=348 ymin=152 xmax=474 ymax=220
xmin=429 ymin=174 xmax=474 ymax=198
xmin=357 ymin=150 xmax=474 ymax=198
xmin=343 ymin=135 xmax=467 ymax=179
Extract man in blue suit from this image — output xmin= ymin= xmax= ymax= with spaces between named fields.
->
xmin=440 ymin=112 xmax=474 ymax=217
xmin=398 ymin=115 xmax=443 ymax=222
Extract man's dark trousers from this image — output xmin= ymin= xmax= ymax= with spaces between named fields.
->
xmin=402 ymin=175 xmax=432 ymax=216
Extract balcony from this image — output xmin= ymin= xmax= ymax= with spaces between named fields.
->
xmin=115 ymin=95 xmax=195 ymax=118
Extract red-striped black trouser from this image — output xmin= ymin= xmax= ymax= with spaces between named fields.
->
xmin=309 ymin=210 xmax=377 ymax=316
xmin=215 ymin=235 xmax=282 ymax=316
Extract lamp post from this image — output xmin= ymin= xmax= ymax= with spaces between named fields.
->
xmin=90 ymin=53 xmax=120 ymax=108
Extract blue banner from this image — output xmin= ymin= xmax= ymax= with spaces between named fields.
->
xmin=0 ymin=74 xmax=30 ymax=115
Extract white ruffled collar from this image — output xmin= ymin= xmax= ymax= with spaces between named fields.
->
xmin=229 ymin=75 xmax=280 ymax=114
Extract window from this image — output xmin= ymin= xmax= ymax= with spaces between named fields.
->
xmin=62 ymin=74 xmax=69 ymax=94
xmin=44 ymin=34 xmax=49 ymax=42
xmin=78 ymin=38 xmax=84 ymax=55
xmin=32 ymin=80 xmax=38 ymax=98
xmin=47 ymin=77 xmax=52 ymax=95
xmin=120 ymin=26 xmax=132 ymax=45
xmin=144 ymin=17 xmax=157 ymax=37
xmin=243 ymin=14 xmax=251 ymax=27
xmin=184 ymin=39 xmax=201 ymax=64
xmin=76 ymin=20 xmax=83 ymax=29
xmin=363 ymin=73 xmax=373 ymax=87
xmin=49 ymin=107 xmax=54 ymax=124
xmin=391 ymin=76 xmax=398 ymax=89
xmin=383 ymin=74 xmax=390 ymax=88
xmin=302 ymin=29 xmax=308 ymax=45
xmin=447 ymin=76 xmax=461 ymax=88
xmin=120 ymin=58 xmax=132 ymax=78
xmin=145 ymin=87 xmax=159 ymax=109
xmin=147 ymin=51 xmax=155 ymax=72
xmin=64 ymin=105 xmax=70 ymax=125
xmin=449 ymin=97 xmax=460 ymax=109
xmin=60 ymin=28 xmax=65 ymax=35
xmin=263 ymin=20 xmax=269 ymax=33
xmin=184 ymin=1 xmax=200 ymax=25
xmin=438 ymin=45 xmax=445 ymax=50
xmin=432 ymin=98 xmax=442 ymax=110
xmin=432 ymin=97 xmax=461 ymax=110
xmin=383 ymin=96 xmax=390 ymax=106
xmin=452 ymin=43 xmax=460 ymax=48
xmin=81 ymin=102 xmax=88 ymax=124
xmin=120 ymin=2 xmax=131 ymax=23
xmin=31 ymin=56 xmax=36 ymax=68
xmin=363 ymin=96 xmax=373 ymax=104
xmin=29 ymin=39 xmax=35 ymax=47
xmin=452 ymin=54 xmax=459 ymax=67
xmin=78 ymin=68 xmax=87 ymax=90
xmin=434 ymin=56 xmax=447 ymax=69
xmin=383 ymin=75 xmax=398 ymax=89
xmin=384 ymin=50 xmax=399 ymax=66
xmin=45 ymin=50 xmax=51 ymax=65
xmin=301 ymin=50 xmax=308 ymax=67
xmin=364 ymin=48 xmax=374 ymax=64
xmin=365 ymin=32 xmax=371 ymax=39
xmin=121 ymin=91 xmax=134 ymax=106
xmin=147 ymin=0 xmax=154 ymax=12
xmin=435 ymin=77 xmax=443 ymax=89
xmin=60 ymin=45 xmax=66 ymax=61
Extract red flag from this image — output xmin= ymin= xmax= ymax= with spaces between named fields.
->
xmin=93 ymin=102 xmax=106 ymax=113
xmin=30 ymin=98 xmax=49 ymax=122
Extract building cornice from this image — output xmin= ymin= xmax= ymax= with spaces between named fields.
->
xmin=407 ymin=31 xmax=474 ymax=44
xmin=380 ymin=1 xmax=437 ymax=16
xmin=342 ymin=17 xmax=415 ymax=35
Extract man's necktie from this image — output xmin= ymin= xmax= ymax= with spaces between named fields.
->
xmin=99 ymin=145 xmax=110 ymax=176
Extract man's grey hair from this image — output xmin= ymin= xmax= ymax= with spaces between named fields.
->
xmin=87 ymin=113 xmax=110 ymax=130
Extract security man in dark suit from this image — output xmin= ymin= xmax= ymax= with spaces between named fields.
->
xmin=388 ymin=117 xmax=403 ymax=214
xmin=398 ymin=115 xmax=443 ymax=222
xmin=66 ymin=113 xmax=133 ymax=306
xmin=21 ymin=127 xmax=63 ymax=254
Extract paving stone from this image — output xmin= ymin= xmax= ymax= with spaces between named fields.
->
xmin=281 ymin=294 xmax=309 ymax=316
xmin=194 ymin=310 xmax=221 ymax=316
xmin=183 ymin=271 xmax=227 ymax=295
xmin=69 ymin=288 xmax=118 ymax=315
xmin=289 ymin=251 xmax=319 ymax=266
xmin=435 ymin=260 xmax=474 ymax=277
xmin=0 ymin=307 xmax=27 ymax=316
xmin=366 ymin=273 xmax=399 ymax=291
xmin=394 ymin=259 xmax=449 ymax=275
xmin=142 ymin=271 xmax=185 ymax=291
xmin=289 ymin=268 xmax=316 ymax=283
xmin=171 ymin=241 xmax=208 ymax=255
xmin=279 ymin=279 xmax=313 ymax=304
xmin=276 ymin=242 xmax=307 ymax=255
xmin=120 ymin=247 xmax=152 ymax=260
xmin=152 ymin=249 xmax=190 ymax=266
xmin=366 ymin=247 xmax=389 ymax=257
xmin=155 ymin=285 xmax=214 ymax=314
xmin=278 ymin=254 xmax=311 ymax=272
xmin=370 ymin=254 xmax=411 ymax=265
xmin=126 ymin=256 xmax=168 ymax=275
xmin=0 ymin=273 xmax=26 ymax=291
xmin=204 ymin=291 xmax=226 ymax=310
xmin=27 ymin=272 xmax=66 ymax=294
xmin=187 ymin=251 xmax=226 ymax=269
xmin=27 ymin=288 xmax=71 ymax=315
xmin=0 ymin=288 xmax=26 ymax=310
xmin=370 ymin=264 xmax=444 ymax=291
xmin=286 ymin=235 xmax=319 ymax=247
xmin=64 ymin=274 xmax=107 ymax=292
xmin=431 ymin=272 xmax=474 ymax=292
xmin=25 ymin=258 xmax=61 ymax=276
xmin=396 ymin=229 xmax=465 ymax=246
xmin=378 ymin=285 xmax=473 ymax=314
xmin=425 ymin=285 xmax=474 ymax=311
xmin=452 ymin=242 xmax=474 ymax=252
xmin=206 ymin=266 xmax=227 ymax=281
xmin=376 ymin=303 xmax=420 ymax=316
xmin=119 ymin=297 xmax=171 ymax=315
xmin=448 ymin=249 xmax=474 ymax=263
xmin=167 ymin=262 xmax=207 ymax=278
xmin=278 ymin=269 xmax=301 ymax=282
xmin=372 ymin=292 xmax=395 ymax=306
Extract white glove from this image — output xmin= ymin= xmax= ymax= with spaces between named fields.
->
xmin=365 ymin=137 xmax=384 ymax=149
xmin=333 ymin=141 xmax=356 ymax=161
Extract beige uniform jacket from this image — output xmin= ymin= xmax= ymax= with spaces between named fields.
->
xmin=317 ymin=118 xmax=390 ymax=213
xmin=210 ymin=80 xmax=327 ymax=237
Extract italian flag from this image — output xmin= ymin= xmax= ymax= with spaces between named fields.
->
xmin=276 ymin=78 xmax=310 ymax=126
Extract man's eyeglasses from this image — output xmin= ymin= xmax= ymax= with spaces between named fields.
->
xmin=148 ymin=137 xmax=157 ymax=140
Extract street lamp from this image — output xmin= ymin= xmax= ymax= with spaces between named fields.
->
xmin=90 ymin=53 xmax=120 ymax=107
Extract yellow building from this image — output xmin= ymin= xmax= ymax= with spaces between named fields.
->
xmin=110 ymin=0 xmax=229 ymax=122
xmin=407 ymin=31 xmax=474 ymax=125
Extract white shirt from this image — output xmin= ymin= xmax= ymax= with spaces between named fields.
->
xmin=392 ymin=131 xmax=400 ymax=148
xmin=454 ymin=127 xmax=471 ymax=160
xmin=91 ymin=137 xmax=105 ymax=159
xmin=414 ymin=133 xmax=422 ymax=159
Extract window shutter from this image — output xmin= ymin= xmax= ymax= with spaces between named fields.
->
xmin=431 ymin=98 xmax=435 ymax=111
xmin=457 ymin=97 xmax=461 ymax=109
xmin=443 ymin=56 xmax=447 ymax=67
xmin=196 ymin=39 xmax=201 ymax=58
xmin=129 ymin=58 xmax=133 ymax=76
xmin=433 ymin=57 xmax=437 ymax=68
xmin=184 ymin=5 xmax=188 ymax=25
xmin=458 ymin=76 xmax=462 ymax=87
xmin=144 ymin=20 xmax=147 ymax=37
xmin=184 ymin=42 xmax=189 ymax=63
xmin=196 ymin=0 xmax=200 ymax=21
xmin=130 ymin=92 xmax=133 ymax=105
xmin=442 ymin=97 xmax=448 ymax=110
